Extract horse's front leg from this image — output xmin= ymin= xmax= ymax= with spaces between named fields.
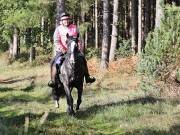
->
xmin=64 ymin=84 xmax=75 ymax=115
xmin=52 ymin=86 xmax=60 ymax=108
xmin=76 ymin=85 xmax=83 ymax=111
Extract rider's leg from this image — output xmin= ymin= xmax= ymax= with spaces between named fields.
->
xmin=51 ymin=65 xmax=57 ymax=82
xmin=48 ymin=64 xmax=56 ymax=87
xmin=48 ymin=54 xmax=60 ymax=87
xmin=57 ymin=56 xmax=64 ymax=74
xmin=82 ymin=56 xmax=96 ymax=83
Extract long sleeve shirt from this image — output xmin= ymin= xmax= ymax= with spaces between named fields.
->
xmin=53 ymin=25 xmax=69 ymax=53
xmin=53 ymin=24 xmax=83 ymax=54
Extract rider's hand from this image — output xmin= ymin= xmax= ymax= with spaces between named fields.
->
xmin=62 ymin=49 xmax=66 ymax=54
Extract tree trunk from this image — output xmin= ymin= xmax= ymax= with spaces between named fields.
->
xmin=41 ymin=16 xmax=45 ymax=47
xmin=118 ymin=0 xmax=124 ymax=39
xmin=81 ymin=12 xmax=85 ymax=54
xmin=12 ymin=26 xmax=19 ymax=59
xmin=54 ymin=0 xmax=65 ymax=55
xmin=9 ymin=40 xmax=13 ymax=59
xmin=144 ymin=0 xmax=151 ymax=39
xmin=85 ymin=29 xmax=88 ymax=50
xmin=125 ymin=0 xmax=129 ymax=39
xmin=56 ymin=0 xmax=65 ymax=27
xmin=101 ymin=0 xmax=110 ymax=69
xmin=155 ymin=0 xmax=164 ymax=28
xmin=151 ymin=0 xmax=156 ymax=30
xmin=95 ymin=0 xmax=98 ymax=49
xmin=109 ymin=0 xmax=119 ymax=61
xmin=29 ymin=47 xmax=36 ymax=62
xmin=138 ymin=0 xmax=142 ymax=54
xmin=131 ymin=0 xmax=138 ymax=54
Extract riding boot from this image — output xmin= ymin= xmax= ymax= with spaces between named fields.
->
xmin=48 ymin=65 xmax=56 ymax=87
xmin=83 ymin=57 xmax=96 ymax=83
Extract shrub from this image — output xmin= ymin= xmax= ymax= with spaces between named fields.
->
xmin=116 ymin=39 xmax=132 ymax=58
xmin=138 ymin=5 xmax=180 ymax=94
xmin=85 ymin=47 xmax=100 ymax=60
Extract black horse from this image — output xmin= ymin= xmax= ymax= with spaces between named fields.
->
xmin=52 ymin=37 xmax=85 ymax=115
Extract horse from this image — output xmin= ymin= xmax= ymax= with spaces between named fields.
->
xmin=52 ymin=36 xmax=85 ymax=115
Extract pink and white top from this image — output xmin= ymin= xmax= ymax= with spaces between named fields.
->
xmin=53 ymin=24 xmax=82 ymax=54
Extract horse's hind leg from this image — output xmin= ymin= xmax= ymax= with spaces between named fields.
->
xmin=76 ymin=86 xmax=83 ymax=110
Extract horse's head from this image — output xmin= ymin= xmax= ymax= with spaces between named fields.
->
xmin=66 ymin=34 xmax=79 ymax=65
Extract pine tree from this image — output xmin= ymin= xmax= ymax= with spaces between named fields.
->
xmin=138 ymin=0 xmax=142 ymax=53
xmin=155 ymin=0 xmax=164 ymax=28
xmin=109 ymin=0 xmax=119 ymax=61
xmin=101 ymin=0 xmax=110 ymax=69
xmin=131 ymin=0 xmax=138 ymax=54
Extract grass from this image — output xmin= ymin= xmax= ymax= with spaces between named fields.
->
xmin=0 ymin=54 xmax=180 ymax=135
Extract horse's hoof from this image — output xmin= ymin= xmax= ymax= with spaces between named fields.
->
xmin=70 ymin=112 xmax=76 ymax=116
xmin=76 ymin=106 xmax=79 ymax=110
xmin=67 ymin=110 xmax=75 ymax=116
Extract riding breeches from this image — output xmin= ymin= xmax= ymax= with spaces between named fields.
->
xmin=50 ymin=52 xmax=64 ymax=67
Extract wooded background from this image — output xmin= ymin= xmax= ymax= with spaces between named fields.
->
xmin=0 ymin=0 xmax=179 ymax=70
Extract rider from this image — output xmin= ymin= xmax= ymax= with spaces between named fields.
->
xmin=48 ymin=13 xmax=95 ymax=87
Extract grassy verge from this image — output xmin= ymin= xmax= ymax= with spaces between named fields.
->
xmin=0 ymin=55 xmax=179 ymax=135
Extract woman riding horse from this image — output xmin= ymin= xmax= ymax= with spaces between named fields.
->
xmin=48 ymin=13 xmax=95 ymax=112
xmin=48 ymin=13 xmax=95 ymax=88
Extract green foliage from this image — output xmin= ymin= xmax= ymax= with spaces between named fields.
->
xmin=0 ymin=53 xmax=180 ymax=135
xmin=0 ymin=0 xmax=54 ymax=53
xmin=138 ymin=5 xmax=180 ymax=93
xmin=0 ymin=40 xmax=8 ymax=52
xmin=116 ymin=39 xmax=132 ymax=58
xmin=86 ymin=47 xmax=100 ymax=59
xmin=66 ymin=0 xmax=93 ymax=17
xmin=79 ymin=22 xmax=91 ymax=35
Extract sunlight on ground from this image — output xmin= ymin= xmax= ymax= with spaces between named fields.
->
xmin=0 ymin=55 xmax=180 ymax=135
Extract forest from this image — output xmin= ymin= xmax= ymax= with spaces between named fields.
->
xmin=0 ymin=0 xmax=180 ymax=134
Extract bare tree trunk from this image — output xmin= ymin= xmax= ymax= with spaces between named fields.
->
xmin=12 ymin=26 xmax=19 ymax=59
xmin=155 ymin=0 xmax=164 ymax=28
xmin=29 ymin=47 xmax=36 ymax=62
xmin=151 ymin=0 xmax=156 ymax=30
xmin=56 ymin=0 xmax=65 ymax=27
xmin=141 ymin=0 xmax=146 ymax=49
xmin=131 ymin=0 xmax=138 ymax=54
xmin=101 ymin=0 xmax=110 ymax=69
xmin=119 ymin=0 xmax=124 ymax=39
xmin=81 ymin=12 xmax=85 ymax=54
xmin=109 ymin=0 xmax=119 ymax=61
xmin=9 ymin=40 xmax=13 ymax=59
xmin=138 ymin=0 xmax=142 ymax=54
xmin=54 ymin=0 xmax=65 ymax=56
xmin=144 ymin=0 xmax=151 ymax=39
xmin=95 ymin=0 xmax=98 ymax=49
xmin=85 ymin=29 xmax=88 ymax=49
xmin=41 ymin=16 xmax=45 ymax=47
xmin=125 ymin=0 xmax=129 ymax=39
